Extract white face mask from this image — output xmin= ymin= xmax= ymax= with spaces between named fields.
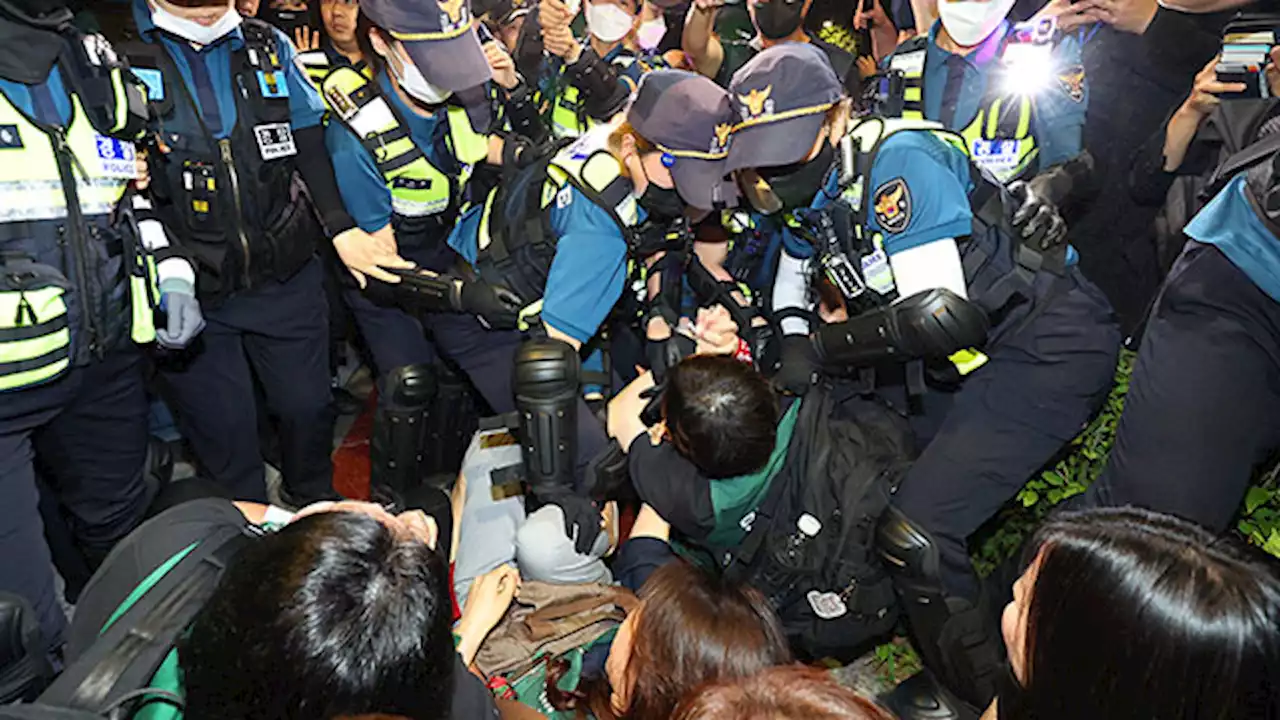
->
xmin=937 ymin=0 xmax=1013 ymax=47
xmin=151 ymin=3 xmax=243 ymax=46
xmin=395 ymin=54 xmax=453 ymax=105
xmin=586 ymin=2 xmax=635 ymax=43
xmin=636 ymin=16 xmax=666 ymax=51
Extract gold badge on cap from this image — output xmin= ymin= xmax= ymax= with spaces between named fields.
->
xmin=737 ymin=85 xmax=774 ymax=121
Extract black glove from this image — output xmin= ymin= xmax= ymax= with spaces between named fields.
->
xmin=1008 ymin=180 xmax=1066 ymax=252
xmin=771 ymin=334 xmax=818 ymax=396
xmin=458 ymin=280 xmax=524 ymax=329
xmin=646 ymin=331 xmax=696 ymax=383
xmin=539 ymin=490 xmax=604 ymax=555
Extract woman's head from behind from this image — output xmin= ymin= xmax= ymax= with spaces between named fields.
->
xmin=673 ymin=665 xmax=894 ymax=720
xmin=180 ymin=506 xmax=454 ymax=720
xmin=1002 ymin=507 xmax=1280 ymax=720
xmin=603 ymin=561 xmax=792 ymax=719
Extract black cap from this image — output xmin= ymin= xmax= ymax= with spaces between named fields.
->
xmin=361 ymin=0 xmax=492 ymax=92
xmin=627 ymin=69 xmax=738 ymax=211
xmin=726 ymin=43 xmax=843 ymax=172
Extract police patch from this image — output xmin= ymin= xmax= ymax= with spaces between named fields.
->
xmin=1058 ymin=65 xmax=1086 ymax=103
xmin=873 ymin=178 xmax=911 ymax=234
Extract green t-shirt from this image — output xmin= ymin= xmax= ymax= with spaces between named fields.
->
xmin=704 ymin=399 xmax=803 ymax=552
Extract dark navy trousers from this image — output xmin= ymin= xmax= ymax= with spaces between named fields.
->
xmin=887 ymin=268 xmax=1122 ymax=600
xmin=1081 ymin=241 xmax=1280 ymax=532
xmin=157 ymin=257 xmax=335 ymax=504
xmin=0 ymin=349 xmax=151 ymax=653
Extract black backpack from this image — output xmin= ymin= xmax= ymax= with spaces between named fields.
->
xmin=721 ymin=386 xmax=912 ymax=663
xmin=0 ymin=526 xmax=254 ymax=720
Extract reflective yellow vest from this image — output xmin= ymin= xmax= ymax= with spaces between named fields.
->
xmin=887 ymin=36 xmax=1038 ymax=183
xmin=321 ymin=66 xmax=490 ymax=220
xmin=0 ymin=83 xmax=154 ymax=391
xmin=549 ymin=52 xmax=651 ymax=140
xmin=473 ymin=126 xmax=637 ymax=314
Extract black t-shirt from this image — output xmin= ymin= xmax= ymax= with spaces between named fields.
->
xmin=68 ymin=498 xmax=499 ymax=720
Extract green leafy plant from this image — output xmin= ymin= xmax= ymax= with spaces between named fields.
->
xmin=872 ymin=637 xmax=923 ymax=685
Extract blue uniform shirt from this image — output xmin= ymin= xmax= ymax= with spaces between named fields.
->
xmin=0 ymin=66 xmax=73 ymax=125
xmin=919 ymin=20 xmax=1087 ymax=170
xmin=448 ymin=187 xmax=630 ymax=344
xmin=1185 ymin=174 xmax=1280 ymax=303
xmin=132 ymin=0 xmax=325 ymax=138
xmin=326 ymin=70 xmax=461 ymax=233
xmin=763 ymin=131 xmax=1077 ymax=269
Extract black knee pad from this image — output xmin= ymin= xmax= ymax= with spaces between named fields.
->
xmin=513 ymin=336 xmax=580 ymax=493
xmin=380 ymin=364 xmax=438 ymax=409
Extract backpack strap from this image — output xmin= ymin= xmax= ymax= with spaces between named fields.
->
xmin=39 ymin=524 xmax=258 ymax=714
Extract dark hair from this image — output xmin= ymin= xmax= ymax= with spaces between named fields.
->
xmin=663 ymin=355 xmax=780 ymax=479
xmin=588 ymin=560 xmax=793 ymax=720
xmin=180 ymin=512 xmax=455 ymax=720
xmin=1002 ymin=507 xmax=1280 ymax=720
xmin=672 ymin=665 xmax=894 ymax=720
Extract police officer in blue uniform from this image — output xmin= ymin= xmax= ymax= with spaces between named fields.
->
xmin=127 ymin=0 xmax=389 ymax=505
xmin=1080 ymin=103 xmax=1280 ymax=537
xmin=391 ymin=69 xmax=733 ymax=554
xmin=724 ymin=44 xmax=1120 ymax=718
xmin=323 ymin=0 xmax=516 ymax=495
xmin=539 ymin=0 xmax=669 ymax=140
xmin=0 ymin=0 xmax=204 ymax=655
xmin=883 ymin=0 xmax=1089 ymax=186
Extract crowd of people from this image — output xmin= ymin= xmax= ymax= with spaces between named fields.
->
xmin=2 ymin=0 xmax=1280 ymax=718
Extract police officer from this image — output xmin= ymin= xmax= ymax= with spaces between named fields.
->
xmin=1079 ymin=45 xmax=1280 ymax=538
xmin=539 ymin=0 xmax=669 ymax=139
xmin=0 ymin=0 xmax=203 ymax=655
xmin=723 ymin=44 xmax=1120 ymax=718
xmin=128 ymin=0 xmax=390 ymax=505
xmin=882 ymin=0 xmax=1088 ymax=185
xmin=323 ymin=0 xmax=508 ymax=495
xmin=407 ymin=68 xmax=733 ymax=553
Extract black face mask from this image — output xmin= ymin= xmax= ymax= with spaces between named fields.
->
xmin=759 ymin=141 xmax=835 ymax=212
xmin=638 ymin=183 xmax=686 ymax=221
xmin=754 ymin=0 xmax=804 ymax=40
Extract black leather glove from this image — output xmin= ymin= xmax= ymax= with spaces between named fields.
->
xmin=539 ymin=490 xmax=604 ymax=555
xmin=771 ymin=334 xmax=818 ymax=396
xmin=458 ymin=280 xmax=524 ymax=329
xmin=646 ymin=331 xmax=696 ymax=383
xmin=1008 ymin=180 xmax=1066 ymax=252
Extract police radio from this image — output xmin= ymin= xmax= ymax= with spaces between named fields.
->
xmin=857 ymin=70 xmax=906 ymax=117
xmin=792 ymin=208 xmax=867 ymax=302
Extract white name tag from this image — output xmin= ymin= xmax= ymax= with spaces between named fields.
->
xmin=348 ymin=97 xmax=397 ymax=137
xmin=890 ymin=49 xmax=925 ymax=76
xmin=94 ymin=134 xmax=136 ymax=179
xmin=860 ymin=247 xmax=897 ymax=296
xmin=254 ymin=122 xmax=297 ymax=161
xmin=970 ymin=139 xmax=1022 ymax=182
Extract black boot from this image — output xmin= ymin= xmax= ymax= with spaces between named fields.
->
xmin=876 ymin=507 xmax=1007 ymax=711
